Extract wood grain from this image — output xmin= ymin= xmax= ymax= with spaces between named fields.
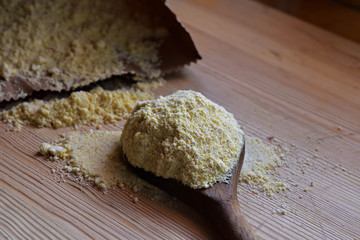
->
xmin=1 ymin=0 xmax=360 ymax=239
xmin=254 ymin=0 xmax=360 ymax=44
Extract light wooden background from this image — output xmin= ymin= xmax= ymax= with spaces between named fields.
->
xmin=254 ymin=0 xmax=360 ymax=43
xmin=1 ymin=0 xmax=360 ymax=239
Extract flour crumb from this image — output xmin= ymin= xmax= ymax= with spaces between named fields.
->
xmin=276 ymin=208 xmax=287 ymax=215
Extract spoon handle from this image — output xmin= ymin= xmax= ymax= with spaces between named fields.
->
xmin=212 ymin=198 xmax=257 ymax=240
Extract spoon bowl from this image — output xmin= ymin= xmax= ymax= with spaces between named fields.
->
xmin=124 ymin=137 xmax=256 ymax=240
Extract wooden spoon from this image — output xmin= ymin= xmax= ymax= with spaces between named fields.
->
xmin=124 ymin=137 xmax=257 ymax=240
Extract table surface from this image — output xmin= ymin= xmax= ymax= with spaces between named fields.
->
xmin=1 ymin=0 xmax=360 ymax=239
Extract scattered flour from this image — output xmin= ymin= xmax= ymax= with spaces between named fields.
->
xmin=1 ymin=79 xmax=164 ymax=130
xmin=40 ymin=130 xmax=293 ymax=201
xmin=239 ymin=136 xmax=290 ymax=197
xmin=40 ymin=130 xmax=148 ymax=191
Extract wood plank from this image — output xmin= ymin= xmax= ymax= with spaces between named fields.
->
xmin=254 ymin=0 xmax=360 ymax=44
xmin=1 ymin=124 xmax=215 ymax=239
xmin=1 ymin=0 xmax=360 ymax=239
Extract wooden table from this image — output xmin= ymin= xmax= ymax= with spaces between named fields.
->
xmin=1 ymin=0 xmax=360 ymax=239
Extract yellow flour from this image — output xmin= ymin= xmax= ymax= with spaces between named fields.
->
xmin=121 ymin=90 xmax=245 ymax=189
xmin=40 ymin=130 xmax=147 ymax=191
xmin=1 ymin=80 xmax=164 ymax=130
xmin=0 ymin=0 xmax=167 ymax=91
xmin=239 ymin=137 xmax=289 ymax=197
xmin=40 ymin=130 xmax=291 ymax=199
